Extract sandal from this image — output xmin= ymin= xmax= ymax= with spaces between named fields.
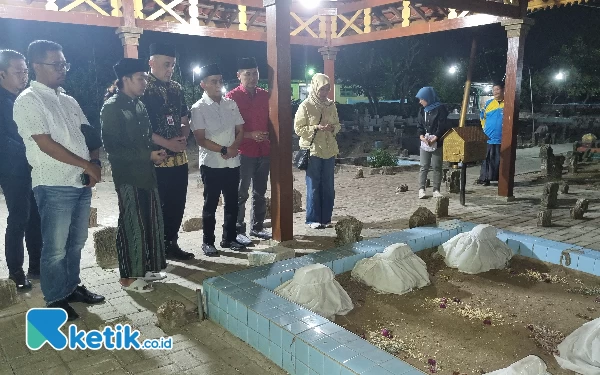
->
xmin=121 ymin=279 xmax=154 ymax=293
xmin=143 ymin=271 xmax=167 ymax=282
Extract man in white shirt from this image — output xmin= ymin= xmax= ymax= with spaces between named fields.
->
xmin=13 ymin=40 xmax=105 ymax=321
xmin=191 ymin=64 xmax=246 ymax=256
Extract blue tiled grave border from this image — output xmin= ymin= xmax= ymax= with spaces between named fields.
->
xmin=200 ymin=220 xmax=600 ymax=375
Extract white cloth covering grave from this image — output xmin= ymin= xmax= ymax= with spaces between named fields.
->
xmin=486 ymin=355 xmax=551 ymax=375
xmin=438 ymin=224 xmax=513 ymax=274
xmin=351 ymin=243 xmax=430 ymax=295
xmin=555 ymin=317 xmax=600 ymax=375
xmin=274 ymin=264 xmax=353 ymax=320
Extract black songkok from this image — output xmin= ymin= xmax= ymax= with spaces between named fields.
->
xmin=113 ymin=58 xmax=148 ymax=79
xmin=198 ymin=64 xmax=222 ymax=80
xmin=237 ymin=57 xmax=258 ymax=70
xmin=149 ymin=43 xmax=176 ymax=58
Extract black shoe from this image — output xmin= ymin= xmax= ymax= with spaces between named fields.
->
xmin=67 ymin=285 xmax=105 ymax=304
xmin=166 ymin=242 xmax=195 ymax=260
xmin=220 ymin=240 xmax=247 ymax=251
xmin=9 ymin=270 xmax=32 ymax=291
xmin=249 ymin=229 xmax=272 ymax=240
xmin=482 ymin=179 xmax=491 ymax=186
xmin=27 ymin=267 xmax=40 ymax=280
xmin=48 ymin=300 xmax=79 ymax=321
xmin=202 ymin=243 xmax=220 ymax=257
xmin=235 ymin=233 xmax=253 ymax=247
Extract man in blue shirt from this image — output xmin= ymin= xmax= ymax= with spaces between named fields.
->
xmin=477 ymin=82 xmax=505 ymax=186
xmin=0 ymin=50 xmax=42 ymax=289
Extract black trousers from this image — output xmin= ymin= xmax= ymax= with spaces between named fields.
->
xmin=0 ymin=174 xmax=42 ymax=275
xmin=200 ymin=166 xmax=240 ymax=245
xmin=156 ymin=164 xmax=188 ymax=245
xmin=479 ymin=144 xmax=501 ymax=182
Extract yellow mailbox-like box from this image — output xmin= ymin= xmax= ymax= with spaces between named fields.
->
xmin=442 ymin=126 xmax=489 ymax=163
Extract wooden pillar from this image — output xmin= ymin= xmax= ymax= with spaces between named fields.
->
xmin=498 ymin=18 xmax=533 ymax=198
xmin=318 ymin=46 xmax=339 ymax=101
xmin=265 ymin=0 xmax=293 ymax=241
xmin=116 ymin=26 xmax=143 ymax=58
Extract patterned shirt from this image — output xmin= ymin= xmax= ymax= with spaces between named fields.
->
xmin=480 ymin=99 xmax=504 ymax=145
xmin=13 ymin=81 xmax=90 ymax=188
xmin=226 ymin=85 xmax=270 ymax=157
xmin=142 ymin=73 xmax=189 ymax=168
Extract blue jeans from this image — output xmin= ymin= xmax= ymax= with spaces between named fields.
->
xmin=305 ymin=156 xmax=335 ymax=225
xmin=33 ymin=186 xmax=91 ymax=305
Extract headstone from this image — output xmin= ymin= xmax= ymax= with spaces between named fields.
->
xmin=442 ymin=169 xmax=449 ymax=183
xmin=539 ymin=144 xmax=553 ymax=159
xmin=0 ymin=279 xmax=18 ymax=309
xmin=89 ymin=207 xmax=98 ymax=228
xmin=354 ymin=169 xmax=364 ymax=179
xmin=540 ymin=145 xmax=564 ymax=181
xmin=381 ymin=166 xmax=395 ymax=175
xmin=293 ymin=189 xmax=303 ymax=213
xmin=156 ymin=300 xmax=196 ymax=331
xmin=401 ymin=149 xmax=409 ymax=157
xmin=537 ymin=210 xmax=552 ymax=227
xmin=409 ymin=207 xmax=436 ymax=229
xmin=395 ymin=184 xmax=408 ymax=193
xmin=369 ymin=168 xmax=382 ymax=175
xmin=334 ymin=216 xmax=363 ymax=246
xmin=575 ymin=198 xmax=589 ymax=212
xmin=449 ymin=170 xmax=461 ymax=193
xmin=435 ymin=196 xmax=449 ymax=218
xmin=182 ymin=218 xmax=202 ymax=232
xmin=560 ymin=183 xmax=569 ymax=194
xmin=570 ymin=207 xmax=584 ymax=220
xmin=93 ymin=227 xmax=118 ymax=269
xmin=540 ymin=182 xmax=559 ymax=209
xmin=568 ymin=155 xmax=579 ymax=174
xmin=247 ymin=245 xmax=295 ymax=266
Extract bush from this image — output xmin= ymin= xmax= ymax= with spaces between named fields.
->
xmin=369 ymin=149 xmax=398 ymax=168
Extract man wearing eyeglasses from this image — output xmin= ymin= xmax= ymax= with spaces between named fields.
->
xmin=0 ymin=49 xmax=42 ymax=291
xmin=13 ymin=40 xmax=104 ymax=321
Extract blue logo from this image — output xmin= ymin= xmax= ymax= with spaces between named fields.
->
xmin=26 ymin=308 xmax=173 ymax=351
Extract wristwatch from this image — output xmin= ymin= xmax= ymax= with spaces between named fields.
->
xmin=220 ymin=146 xmax=228 ymax=156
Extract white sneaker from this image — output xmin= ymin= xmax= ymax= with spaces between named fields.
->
xmin=418 ymin=189 xmax=426 ymax=199
xmin=308 ymin=223 xmax=322 ymax=229
xmin=433 ymin=191 xmax=444 ymax=198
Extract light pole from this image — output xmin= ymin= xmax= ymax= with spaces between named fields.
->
xmin=192 ymin=66 xmax=200 ymax=101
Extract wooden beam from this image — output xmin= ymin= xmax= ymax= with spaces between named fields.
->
xmin=372 ymin=8 xmax=393 ymax=28
xmin=0 ymin=4 xmax=122 ymax=27
xmin=416 ymin=0 xmax=521 ymax=18
xmin=498 ymin=18 xmax=534 ymax=198
xmin=332 ymin=13 xmax=506 ymax=45
xmin=335 ymin=0 xmax=401 ymax=14
xmin=265 ymin=0 xmax=294 ymax=242
xmin=204 ymin=0 xmax=262 ymax=8
xmin=410 ymin=4 xmax=429 ymax=21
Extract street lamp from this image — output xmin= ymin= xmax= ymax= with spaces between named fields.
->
xmin=307 ymin=68 xmax=315 ymax=76
xmin=301 ymin=0 xmax=320 ymax=9
xmin=555 ymin=71 xmax=566 ymax=81
xmin=448 ymin=65 xmax=458 ymax=75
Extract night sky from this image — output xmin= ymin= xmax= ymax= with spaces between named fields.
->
xmin=0 ymin=4 xmax=597 ymax=83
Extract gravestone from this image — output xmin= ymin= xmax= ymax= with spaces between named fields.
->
xmin=570 ymin=207 xmax=584 ymax=220
xmin=560 ymin=183 xmax=569 ymax=194
xmin=540 ymin=182 xmax=559 ymax=209
xmin=248 ymin=245 xmax=295 ymax=266
xmin=293 ymin=189 xmax=303 ymax=213
xmin=381 ymin=167 xmax=395 ymax=175
xmin=354 ymin=168 xmax=364 ymax=179
xmin=156 ymin=300 xmax=197 ymax=330
xmin=94 ymin=227 xmax=118 ymax=269
xmin=89 ymin=207 xmax=98 ymax=228
xmin=409 ymin=207 xmax=436 ymax=229
xmin=182 ymin=218 xmax=202 ymax=232
xmin=575 ymin=198 xmax=589 ymax=212
xmin=0 ymin=279 xmax=18 ymax=309
xmin=435 ymin=196 xmax=450 ymax=218
xmin=568 ymin=155 xmax=579 ymax=174
xmin=334 ymin=216 xmax=363 ymax=246
xmin=395 ymin=184 xmax=408 ymax=193
xmin=537 ymin=210 xmax=552 ymax=227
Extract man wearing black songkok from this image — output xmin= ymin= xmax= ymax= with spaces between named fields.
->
xmin=142 ymin=43 xmax=194 ymax=261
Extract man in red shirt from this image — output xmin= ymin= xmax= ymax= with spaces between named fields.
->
xmin=226 ymin=57 xmax=271 ymax=243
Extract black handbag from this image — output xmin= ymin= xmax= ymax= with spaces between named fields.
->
xmin=294 ymin=129 xmax=318 ymax=170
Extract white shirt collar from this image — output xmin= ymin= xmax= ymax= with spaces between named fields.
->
xmin=201 ymin=92 xmax=224 ymax=105
xmin=30 ymin=80 xmax=65 ymax=95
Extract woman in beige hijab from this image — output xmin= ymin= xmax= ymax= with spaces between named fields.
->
xmin=294 ymin=73 xmax=341 ymax=229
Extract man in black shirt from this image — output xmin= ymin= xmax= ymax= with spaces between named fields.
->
xmin=0 ymin=49 xmax=42 ymax=289
xmin=143 ymin=43 xmax=194 ymax=260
